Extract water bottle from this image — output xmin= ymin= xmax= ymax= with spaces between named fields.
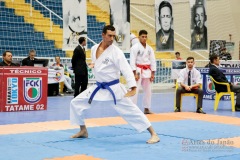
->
xmin=64 ymin=64 xmax=68 ymax=72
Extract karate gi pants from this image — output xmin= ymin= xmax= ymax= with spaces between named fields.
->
xmin=70 ymin=92 xmax=151 ymax=133
xmin=131 ymin=78 xmax=152 ymax=109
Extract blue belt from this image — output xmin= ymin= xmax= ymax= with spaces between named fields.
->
xmin=88 ymin=79 xmax=120 ymax=105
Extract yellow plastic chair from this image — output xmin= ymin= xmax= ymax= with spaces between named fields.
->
xmin=210 ymin=76 xmax=235 ymax=112
xmin=174 ymin=82 xmax=202 ymax=110
xmin=59 ymin=82 xmax=65 ymax=93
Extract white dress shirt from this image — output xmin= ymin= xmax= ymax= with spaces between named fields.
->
xmin=177 ymin=67 xmax=202 ymax=86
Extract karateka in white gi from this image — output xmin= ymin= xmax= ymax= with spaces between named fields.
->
xmin=70 ymin=25 xmax=160 ymax=144
xmin=130 ymin=30 xmax=156 ymax=114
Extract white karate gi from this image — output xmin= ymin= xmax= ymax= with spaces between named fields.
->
xmin=130 ymin=33 xmax=139 ymax=47
xmin=70 ymin=43 xmax=151 ymax=132
xmin=130 ymin=42 xmax=156 ymax=109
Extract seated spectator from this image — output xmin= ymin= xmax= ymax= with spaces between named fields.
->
xmin=0 ymin=51 xmax=17 ymax=66
xmin=175 ymin=56 xmax=206 ymax=114
xmin=209 ymin=54 xmax=240 ymax=111
xmin=21 ymin=49 xmax=38 ymax=66
xmin=52 ymin=56 xmax=74 ymax=93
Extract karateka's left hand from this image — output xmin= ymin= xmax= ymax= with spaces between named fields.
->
xmin=124 ymin=87 xmax=136 ymax=97
xmin=150 ymin=75 xmax=154 ymax=82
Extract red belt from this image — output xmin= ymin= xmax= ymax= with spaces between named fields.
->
xmin=136 ymin=64 xmax=151 ymax=73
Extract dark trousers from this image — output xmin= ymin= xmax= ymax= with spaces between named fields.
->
xmin=74 ymin=74 xmax=88 ymax=98
xmin=176 ymin=87 xmax=203 ymax=109
xmin=231 ymin=85 xmax=240 ymax=105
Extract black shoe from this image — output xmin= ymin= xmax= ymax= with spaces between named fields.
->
xmin=174 ymin=108 xmax=181 ymax=112
xmin=235 ymin=104 xmax=240 ymax=111
xmin=196 ymin=108 xmax=206 ymax=114
xmin=235 ymin=108 xmax=240 ymax=112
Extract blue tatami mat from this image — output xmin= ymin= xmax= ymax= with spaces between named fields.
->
xmin=1 ymin=120 xmax=240 ymax=160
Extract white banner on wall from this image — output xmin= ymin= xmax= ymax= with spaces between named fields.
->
xmin=155 ymin=0 xmax=174 ymax=51
xmin=62 ymin=0 xmax=87 ymax=51
xmin=190 ymin=0 xmax=208 ymax=50
xmin=110 ymin=0 xmax=130 ymax=52
xmin=171 ymin=60 xmax=186 ymax=79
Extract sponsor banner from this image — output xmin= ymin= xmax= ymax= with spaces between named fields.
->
xmin=155 ymin=0 xmax=174 ymax=51
xmin=1 ymin=67 xmax=48 ymax=112
xmin=7 ymin=78 xmax=18 ymax=104
xmin=219 ymin=61 xmax=240 ymax=68
xmin=48 ymin=66 xmax=95 ymax=84
xmin=190 ymin=0 xmax=208 ymax=50
xmin=205 ymin=75 xmax=215 ymax=95
xmin=23 ymin=78 xmax=42 ymax=104
xmin=233 ymin=75 xmax=240 ymax=86
xmin=197 ymin=67 xmax=240 ymax=100
xmin=171 ymin=61 xmax=186 ymax=79
xmin=0 ymin=68 xmax=3 ymax=111
xmin=110 ymin=0 xmax=130 ymax=52
xmin=62 ymin=0 xmax=87 ymax=50
xmin=48 ymin=68 xmax=65 ymax=84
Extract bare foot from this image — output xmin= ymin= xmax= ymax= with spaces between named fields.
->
xmin=146 ymin=134 xmax=160 ymax=144
xmin=71 ymin=130 xmax=88 ymax=138
xmin=144 ymin=108 xmax=154 ymax=114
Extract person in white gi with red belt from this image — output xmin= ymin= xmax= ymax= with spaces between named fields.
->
xmin=70 ymin=25 xmax=160 ymax=144
xmin=130 ymin=30 xmax=156 ymax=114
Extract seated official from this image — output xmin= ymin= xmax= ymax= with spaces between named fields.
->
xmin=0 ymin=51 xmax=18 ymax=66
xmin=175 ymin=57 xmax=206 ymax=114
xmin=21 ymin=49 xmax=38 ymax=66
xmin=209 ymin=54 xmax=240 ymax=111
xmin=52 ymin=56 xmax=74 ymax=93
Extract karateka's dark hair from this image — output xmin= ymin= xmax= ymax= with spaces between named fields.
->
xmin=102 ymin=25 xmax=115 ymax=34
xmin=139 ymin=30 xmax=148 ymax=36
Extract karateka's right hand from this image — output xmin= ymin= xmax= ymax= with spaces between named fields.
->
xmin=124 ymin=87 xmax=136 ymax=97
xmin=135 ymin=73 xmax=140 ymax=81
